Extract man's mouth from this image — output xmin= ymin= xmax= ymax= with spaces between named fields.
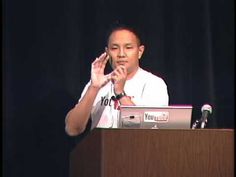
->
xmin=117 ymin=61 xmax=127 ymax=65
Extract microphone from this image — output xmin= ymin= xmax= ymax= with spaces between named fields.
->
xmin=200 ymin=104 xmax=212 ymax=128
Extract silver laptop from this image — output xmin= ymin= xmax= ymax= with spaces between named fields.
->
xmin=118 ymin=105 xmax=193 ymax=129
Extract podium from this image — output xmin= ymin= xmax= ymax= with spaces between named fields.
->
xmin=69 ymin=129 xmax=234 ymax=177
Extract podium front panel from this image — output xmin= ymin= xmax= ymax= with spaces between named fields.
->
xmin=70 ymin=129 xmax=234 ymax=177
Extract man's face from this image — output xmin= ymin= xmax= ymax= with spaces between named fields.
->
xmin=106 ymin=29 xmax=144 ymax=76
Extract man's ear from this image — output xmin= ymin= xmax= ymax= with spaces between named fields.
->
xmin=105 ymin=47 xmax=108 ymax=53
xmin=138 ymin=45 xmax=145 ymax=59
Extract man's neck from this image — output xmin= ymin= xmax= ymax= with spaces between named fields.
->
xmin=127 ymin=67 xmax=140 ymax=80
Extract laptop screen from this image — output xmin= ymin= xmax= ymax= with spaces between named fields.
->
xmin=118 ymin=105 xmax=193 ymax=129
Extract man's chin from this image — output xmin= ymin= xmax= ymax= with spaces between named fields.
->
xmin=114 ymin=64 xmax=127 ymax=69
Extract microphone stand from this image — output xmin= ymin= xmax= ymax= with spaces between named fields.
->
xmin=191 ymin=118 xmax=208 ymax=129
xmin=200 ymin=119 xmax=207 ymax=129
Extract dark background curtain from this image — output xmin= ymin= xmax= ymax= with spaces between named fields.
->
xmin=3 ymin=0 xmax=234 ymax=177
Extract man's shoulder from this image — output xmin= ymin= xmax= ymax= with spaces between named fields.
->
xmin=138 ymin=68 xmax=164 ymax=81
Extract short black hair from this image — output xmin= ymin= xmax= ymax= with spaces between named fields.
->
xmin=105 ymin=21 xmax=144 ymax=46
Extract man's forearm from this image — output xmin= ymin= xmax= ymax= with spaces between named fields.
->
xmin=65 ymin=85 xmax=100 ymax=136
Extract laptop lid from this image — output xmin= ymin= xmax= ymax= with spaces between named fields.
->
xmin=118 ymin=105 xmax=193 ymax=129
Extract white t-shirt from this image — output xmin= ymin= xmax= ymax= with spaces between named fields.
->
xmin=79 ymin=67 xmax=169 ymax=129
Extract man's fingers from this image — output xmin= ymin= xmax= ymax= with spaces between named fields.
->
xmin=114 ymin=65 xmax=127 ymax=75
xmin=92 ymin=52 xmax=109 ymax=68
xmin=100 ymin=53 xmax=109 ymax=69
xmin=98 ymin=52 xmax=107 ymax=61
xmin=91 ymin=52 xmax=108 ymax=71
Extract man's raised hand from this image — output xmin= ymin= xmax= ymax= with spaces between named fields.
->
xmin=91 ymin=52 xmax=112 ymax=88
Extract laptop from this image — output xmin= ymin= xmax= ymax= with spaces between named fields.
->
xmin=118 ymin=105 xmax=193 ymax=129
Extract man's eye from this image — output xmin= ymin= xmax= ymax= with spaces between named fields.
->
xmin=126 ymin=46 xmax=133 ymax=49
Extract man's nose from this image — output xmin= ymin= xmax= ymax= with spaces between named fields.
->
xmin=118 ymin=48 xmax=126 ymax=58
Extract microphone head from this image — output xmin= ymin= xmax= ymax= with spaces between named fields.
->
xmin=201 ymin=104 xmax=212 ymax=114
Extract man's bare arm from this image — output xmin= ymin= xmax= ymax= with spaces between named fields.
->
xmin=65 ymin=52 xmax=111 ymax=136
